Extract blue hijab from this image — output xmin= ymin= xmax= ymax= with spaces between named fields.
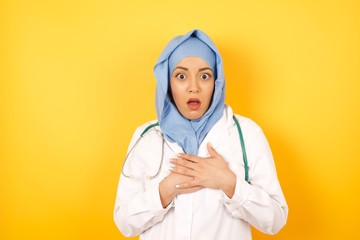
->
xmin=154 ymin=29 xmax=225 ymax=155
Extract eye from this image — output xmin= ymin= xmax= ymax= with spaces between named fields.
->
xmin=200 ymin=73 xmax=211 ymax=80
xmin=175 ymin=73 xmax=186 ymax=80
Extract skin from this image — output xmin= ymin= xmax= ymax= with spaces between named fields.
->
xmin=159 ymin=56 xmax=236 ymax=208
xmin=169 ymin=56 xmax=214 ymax=120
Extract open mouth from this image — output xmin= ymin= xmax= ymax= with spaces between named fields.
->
xmin=187 ymin=98 xmax=201 ymax=110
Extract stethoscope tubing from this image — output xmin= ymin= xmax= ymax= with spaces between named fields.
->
xmin=121 ymin=116 xmax=250 ymax=183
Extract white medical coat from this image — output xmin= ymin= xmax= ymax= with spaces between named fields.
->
xmin=114 ymin=105 xmax=288 ymax=240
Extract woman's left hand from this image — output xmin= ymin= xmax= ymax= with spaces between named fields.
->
xmin=170 ymin=143 xmax=236 ymax=198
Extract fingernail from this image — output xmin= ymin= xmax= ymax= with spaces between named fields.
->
xmin=169 ymin=166 xmax=173 ymax=171
xmin=175 ymin=184 xmax=180 ymax=189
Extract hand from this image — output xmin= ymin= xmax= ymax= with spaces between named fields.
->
xmin=170 ymin=143 xmax=236 ymax=198
xmin=159 ymin=172 xmax=202 ymax=208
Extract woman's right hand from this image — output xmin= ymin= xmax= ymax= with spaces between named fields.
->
xmin=159 ymin=172 xmax=202 ymax=208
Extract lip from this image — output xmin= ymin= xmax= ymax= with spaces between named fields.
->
xmin=187 ymin=98 xmax=201 ymax=110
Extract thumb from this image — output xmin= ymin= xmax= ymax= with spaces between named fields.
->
xmin=207 ymin=142 xmax=218 ymax=157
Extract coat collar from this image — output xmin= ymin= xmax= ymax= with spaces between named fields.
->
xmin=162 ymin=105 xmax=234 ymax=157
xmin=197 ymin=105 xmax=234 ymax=157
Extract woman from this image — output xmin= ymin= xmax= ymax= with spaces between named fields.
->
xmin=114 ymin=29 xmax=288 ymax=240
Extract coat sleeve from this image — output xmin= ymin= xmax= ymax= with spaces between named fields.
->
xmin=113 ymin=125 xmax=173 ymax=237
xmin=223 ymin=118 xmax=288 ymax=235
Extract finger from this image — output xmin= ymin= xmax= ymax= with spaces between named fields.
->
xmin=170 ymin=165 xmax=196 ymax=177
xmin=170 ymin=158 xmax=197 ymax=169
xmin=177 ymin=153 xmax=200 ymax=163
xmin=175 ymin=180 xmax=200 ymax=189
xmin=207 ymin=142 xmax=219 ymax=157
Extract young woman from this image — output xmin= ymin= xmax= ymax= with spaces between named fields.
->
xmin=114 ymin=29 xmax=288 ymax=240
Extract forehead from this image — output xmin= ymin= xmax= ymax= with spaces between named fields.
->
xmin=175 ymin=56 xmax=211 ymax=68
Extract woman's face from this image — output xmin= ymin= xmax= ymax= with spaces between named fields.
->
xmin=170 ymin=56 xmax=215 ymax=120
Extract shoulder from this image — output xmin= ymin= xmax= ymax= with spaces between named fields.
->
xmin=233 ymin=114 xmax=261 ymax=130
xmin=224 ymin=105 xmax=262 ymax=133
xmin=231 ymin=113 xmax=271 ymax=148
xmin=132 ymin=120 xmax=160 ymax=137
xmin=127 ymin=120 xmax=160 ymax=148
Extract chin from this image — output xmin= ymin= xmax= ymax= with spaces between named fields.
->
xmin=178 ymin=106 xmax=206 ymax=120
xmin=184 ymin=112 xmax=204 ymax=120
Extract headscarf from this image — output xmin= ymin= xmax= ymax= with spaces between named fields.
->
xmin=168 ymin=37 xmax=216 ymax=79
xmin=154 ymin=29 xmax=225 ymax=155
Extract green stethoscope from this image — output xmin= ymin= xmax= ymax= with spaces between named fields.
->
xmin=122 ymin=116 xmax=250 ymax=184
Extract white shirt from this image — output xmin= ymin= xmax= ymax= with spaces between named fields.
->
xmin=114 ymin=105 xmax=288 ymax=240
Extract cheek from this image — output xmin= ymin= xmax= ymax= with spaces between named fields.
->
xmin=170 ymin=81 xmax=182 ymax=104
xmin=204 ymin=82 xmax=215 ymax=101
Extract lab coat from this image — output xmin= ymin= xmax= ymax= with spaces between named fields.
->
xmin=114 ymin=105 xmax=288 ymax=240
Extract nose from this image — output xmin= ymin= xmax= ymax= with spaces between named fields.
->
xmin=188 ymin=77 xmax=200 ymax=93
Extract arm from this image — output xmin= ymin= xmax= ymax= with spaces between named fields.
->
xmin=114 ymin=174 xmax=172 ymax=237
xmin=170 ymin=120 xmax=288 ymax=235
xmin=222 ymin=123 xmax=288 ymax=235
xmin=114 ymin=125 xmax=202 ymax=237
xmin=113 ymin=126 xmax=172 ymax=237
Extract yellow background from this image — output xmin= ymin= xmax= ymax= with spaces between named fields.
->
xmin=1 ymin=0 xmax=359 ymax=239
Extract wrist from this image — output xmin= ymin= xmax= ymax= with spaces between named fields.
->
xmin=220 ymin=171 xmax=236 ymax=198
xmin=159 ymin=177 xmax=175 ymax=208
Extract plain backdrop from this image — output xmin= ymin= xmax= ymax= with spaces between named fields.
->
xmin=1 ymin=0 xmax=359 ymax=239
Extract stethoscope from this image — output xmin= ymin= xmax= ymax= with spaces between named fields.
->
xmin=121 ymin=116 xmax=250 ymax=183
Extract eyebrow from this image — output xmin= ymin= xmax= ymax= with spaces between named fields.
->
xmin=174 ymin=66 xmax=188 ymax=71
xmin=173 ymin=66 xmax=213 ymax=72
xmin=199 ymin=67 xmax=212 ymax=72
